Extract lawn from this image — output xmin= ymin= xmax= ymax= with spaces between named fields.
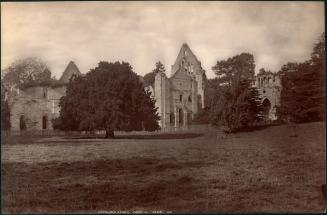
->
xmin=1 ymin=122 xmax=325 ymax=213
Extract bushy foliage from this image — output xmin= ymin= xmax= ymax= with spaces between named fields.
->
xmin=277 ymin=33 xmax=325 ymax=123
xmin=221 ymin=80 xmax=263 ymax=132
xmin=191 ymin=108 xmax=210 ymax=124
xmin=210 ymin=53 xmax=263 ymax=132
xmin=53 ymin=61 xmax=160 ymax=138
xmin=212 ymin=53 xmax=255 ymax=87
xmin=143 ymin=61 xmax=165 ymax=87
xmin=2 ymin=58 xmax=52 ymax=90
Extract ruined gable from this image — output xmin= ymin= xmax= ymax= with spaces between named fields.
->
xmin=154 ymin=43 xmax=204 ymax=129
xmin=171 ymin=43 xmax=204 ymax=77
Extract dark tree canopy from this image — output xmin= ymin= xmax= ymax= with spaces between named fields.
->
xmin=221 ymin=79 xmax=263 ymax=132
xmin=258 ymin=68 xmax=273 ymax=75
xmin=210 ymin=53 xmax=262 ymax=132
xmin=212 ymin=53 xmax=255 ymax=87
xmin=204 ymin=78 xmax=222 ymax=109
xmin=143 ymin=61 xmax=165 ymax=87
xmin=277 ymin=33 xmax=325 ymax=123
xmin=53 ymin=61 xmax=160 ymax=138
xmin=277 ymin=62 xmax=301 ymax=75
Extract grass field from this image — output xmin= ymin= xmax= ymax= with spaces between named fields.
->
xmin=1 ymin=122 xmax=326 ymax=213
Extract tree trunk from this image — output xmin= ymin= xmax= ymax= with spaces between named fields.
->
xmin=105 ymin=128 xmax=114 ymax=139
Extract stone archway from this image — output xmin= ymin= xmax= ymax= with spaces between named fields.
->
xmin=262 ymin=98 xmax=271 ymax=121
xmin=179 ymin=108 xmax=183 ymax=126
xmin=170 ymin=112 xmax=175 ymax=126
xmin=42 ymin=115 xmax=48 ymax=130
xmin=19 ymin=115 xmax=26 ymax=131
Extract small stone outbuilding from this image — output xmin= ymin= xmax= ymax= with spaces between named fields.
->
xmin=9 ymin=61 xmax=81 ymax=131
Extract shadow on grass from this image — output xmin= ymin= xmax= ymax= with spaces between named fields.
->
xmin=225 ymin=123 xmax=281 ymax=134
xmin=67 ymin=133 xmax=204 ymax=140
xmin=2 ymin=157 xmax=210 ymax=213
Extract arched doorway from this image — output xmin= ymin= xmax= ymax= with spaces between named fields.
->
xmin=179 ymin=108 xmax=183 ymax=126
xmin=19 ymin=115 xmax=26 ymax=130
xmin=262 ymin=99 xmax=271 ymax=121
xmin=187 ymin=112 xmax=192 ymax=124
xmin=170 ymin=112 xmax=175 ymax=125
xmin=42 ymin=116 xmax=48 ymax=130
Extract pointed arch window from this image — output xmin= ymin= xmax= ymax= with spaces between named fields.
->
xmin=43 ymin=87 xmax=48 ymax=99
xmin=42 ymin=115 xmax=48 ymax=130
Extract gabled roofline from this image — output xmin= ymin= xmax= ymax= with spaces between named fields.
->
xmin=171 ymin=43 xmax=205 ymax=77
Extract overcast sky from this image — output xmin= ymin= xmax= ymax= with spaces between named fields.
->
xmin=1 ymin=1 xmax=324 ymax=79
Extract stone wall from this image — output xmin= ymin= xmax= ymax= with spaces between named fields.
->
xmin=154 ymin=72 xmax=171 ymax=128
xmin=170 ymin=43 xmax=206 ymax=109
xmin=154 ymin=44 xmax=206 ymax=129
xmin=254 ymin=73 xmax=281 ymax=120
xmin=170 ymin=68 xmax=195 ymax=114
xmin=10 ymin=86 xmax=66 ymax=131
xmin=154 ymin=66 xmax=200 ymax=129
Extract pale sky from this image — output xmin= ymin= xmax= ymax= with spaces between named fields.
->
xmin=1 ymin=1 xmax=324 ymax=79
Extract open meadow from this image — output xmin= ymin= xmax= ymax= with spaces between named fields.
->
xmin=1 ymin=122 xmax=325 ymax=213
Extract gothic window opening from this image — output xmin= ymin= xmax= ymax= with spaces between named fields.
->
xmin=42 ymin=115 xmax=48 ymax=130
xmin=188 ymin=95 xmax=192 ymax=102
xmin=187 ymin=112 xmax=192 ymax=123
xmin=180 ymin=94 xmax=183 ymax=102
xmin=170 ymin=113 xmax=175 ymax=125
xmin=262 ymin=99 xmax=271 ymax=121
xmin=179 ymin=109 xmax=183 ymax=126
xmin=19 ymin=115 xmax=26 ymax=130
xmin=43 ymin=87 xmax=48 ymax=99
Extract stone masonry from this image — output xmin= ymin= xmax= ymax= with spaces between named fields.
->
xmin=154 ymin=43 xmax=206 ymax=128
xmin=253 ymin=71 xmax=281 ymax=121
xmin=9 ymin=61 xmax=81 ymax=131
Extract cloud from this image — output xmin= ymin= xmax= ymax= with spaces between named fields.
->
xmin=1 ymin=1 xmax=324 ymax=79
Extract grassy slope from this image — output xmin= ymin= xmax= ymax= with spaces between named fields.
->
xmin=1 ymin=122 xmax=325 ymax=213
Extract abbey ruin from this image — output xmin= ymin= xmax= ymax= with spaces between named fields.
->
xmin=8 ymin=44 xmax=282 ymax=131
xmin=152 ymin=43 xmax=206 ymax=129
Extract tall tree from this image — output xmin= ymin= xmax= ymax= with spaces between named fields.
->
xmin=143 ymin=61 xmax=165 ymax=87
xmin=212 ymin=53 xmax=255 ymax=87
xmin=1 ymin=57 xmax=54 ymax=103
xmin=222 ymin=80 xmax=262 ymax=132
xmin=53 ymin=61 xmax=160 ymax=138
xmin=278 ymin=62 xmax=301 ymax=75
xmin=210 ymin=53 xmax=262 ymax=132
xmin=278 ymin=33 xmax=325 ymax=123
xmin=2 ymin=58 xmax=52 ymax=91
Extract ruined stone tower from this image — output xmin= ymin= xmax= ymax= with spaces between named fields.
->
xmin=253 ymin=71 xmax=281 ymax=121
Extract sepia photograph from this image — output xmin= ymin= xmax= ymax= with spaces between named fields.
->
xmin=1 ymin=1 xmax=325 ymax=213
